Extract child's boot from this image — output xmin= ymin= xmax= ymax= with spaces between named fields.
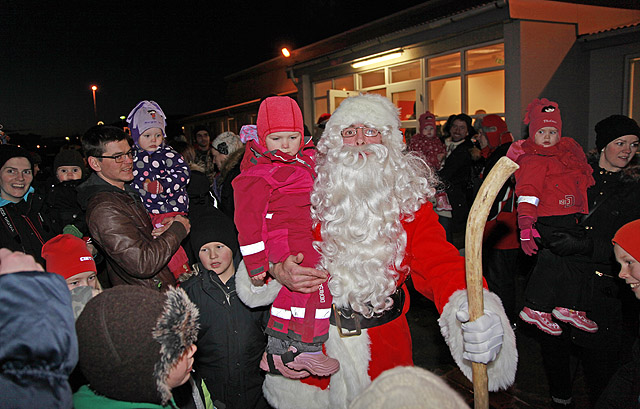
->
xmin=285 ymin=350 xmax=340 ymax=377
xmin=259 ymin=351 xmax=310 ymax=379
xmin=552 ymin=307 xmax=598 ymax=333
xmin=519 ymin=306 xmax=562 ymax=335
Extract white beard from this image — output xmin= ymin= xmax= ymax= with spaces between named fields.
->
xmin=311 ymin=143 xmax=434 ymax=318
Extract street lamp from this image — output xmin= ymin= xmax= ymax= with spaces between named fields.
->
xmin=91 ymin=85 xmax=98 ymax=123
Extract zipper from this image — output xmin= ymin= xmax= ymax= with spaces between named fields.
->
xmin=208 ymin=271 xmax=236 ymax=305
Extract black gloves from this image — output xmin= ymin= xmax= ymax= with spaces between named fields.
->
xmin=546 ymin=231 xmax=593 ymax=257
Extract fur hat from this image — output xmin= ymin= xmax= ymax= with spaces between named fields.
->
xmin=348 ymin=366 xmax=469 ymax=409
xmin=418 ymin=111 xmax=436 ymax=133
xmin=612 ymin=219 xmax=640 ymax=261
xmin=75 ymin=285 xmax=199 ymax=405
xmin=524 ymin=98 xmax=562 ymax=138
xmin=595 ymin=115 xmax=640 ymax=151
xmin=0 ymin=144 xmax=32 ymax=170
xmin=212 ymin=131 xmax=243 ymax=156
xmin=126 ymin=100 xmax=167 ymax=145
xmin=189 ymin=208 xmax=239 ymax=259
xmin=256 ymin=96 xmax=304 ymax=146
xmin=53 ymin=149 xmax=85 ymax=176
xmin=322 ymin=93 xmax=403 ymax=150
xmin=42 ymin=234 xmax=96 ymax=280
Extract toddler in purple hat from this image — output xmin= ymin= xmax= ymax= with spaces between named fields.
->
xmin=127 ymin=100 xmax=191 ymax=279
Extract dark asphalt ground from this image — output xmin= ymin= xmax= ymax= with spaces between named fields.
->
xmin=405 ymin=275 xmax=638 ymax=409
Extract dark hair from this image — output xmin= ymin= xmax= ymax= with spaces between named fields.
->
xmin=450 ymin=114 xmax=477 ymax=139
xmin=192 ymin=125 xmax=210 ymax=137
xmin=169 ymin=140 xmax=196 ymax=163
xmin=82 ymin=125 xmax=128 ymax=158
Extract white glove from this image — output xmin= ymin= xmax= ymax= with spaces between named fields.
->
xmin=456 ymin=301 xmax=504 ymax=364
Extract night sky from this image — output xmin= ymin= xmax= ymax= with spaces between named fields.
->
xmin=1 ymin=0 xmax=426 ymax=138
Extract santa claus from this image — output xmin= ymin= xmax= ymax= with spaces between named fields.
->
xmin=237 ymin=94 xmax=517 ymax=409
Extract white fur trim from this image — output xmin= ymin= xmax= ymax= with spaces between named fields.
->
xmin=263 ymin=325 xmax=373 ymax=409
xmin=324 ymin=94 xmax=403 ymax=145
xmin=263 ymin=373 xmax=329 ymax=409
xmin=438 ymin=289 xmax=518 ymax=391
xmin=235 ymin=260 xmax=281 ymax=307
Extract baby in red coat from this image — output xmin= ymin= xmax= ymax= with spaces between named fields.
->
xmin=508 ymin=98 xmax=596 ymax=336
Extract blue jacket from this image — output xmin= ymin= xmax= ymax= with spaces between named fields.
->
xmin=0 ymin=271 xmax=78 ymax=408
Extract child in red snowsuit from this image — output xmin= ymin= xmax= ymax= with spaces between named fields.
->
xmin=232 ymin=96 xmax=339 ymax=379
xmin=407 ymin=111 xmax=451 ymax=211
xmin=508 ymin=98 xmax=596 ymax=336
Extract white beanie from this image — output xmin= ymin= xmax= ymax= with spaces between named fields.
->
xmin=349 ymin=366 xmax=470 ymax=409
xmin=318 ymin=93 xmax=404 ymax=153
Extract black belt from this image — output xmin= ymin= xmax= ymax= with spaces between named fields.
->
xmin=330 ymin=288 xmax=405 ymax=337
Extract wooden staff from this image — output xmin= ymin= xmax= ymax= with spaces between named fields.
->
xmin=464 ymin=156 xmax=519 ymax=409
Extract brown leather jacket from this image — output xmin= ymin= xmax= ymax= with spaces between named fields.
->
xmin=78 ymin=173 xmax=186 ymax=291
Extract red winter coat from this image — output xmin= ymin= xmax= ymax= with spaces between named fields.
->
xmin=233 ymin=138 xmax=331 ymax=342
xmin=509 ymin=137 xmax=594 ymax=220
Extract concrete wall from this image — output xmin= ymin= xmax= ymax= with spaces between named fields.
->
xmin=586 ymin=37 xmax=640 ymax=149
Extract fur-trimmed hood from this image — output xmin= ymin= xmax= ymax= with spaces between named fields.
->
xmin=220 ymin=145 xmax=245 ymax=180
xmin=76 ymin=285 xmax=199 ymax=405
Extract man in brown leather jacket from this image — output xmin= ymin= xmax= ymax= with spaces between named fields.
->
xmin=77 ymin=125 xmax=190 ymax=291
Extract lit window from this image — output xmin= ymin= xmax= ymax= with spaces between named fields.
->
xmin=391 ymin=61 xmax=421 ymax=83
xmin=426 ymin=43 xmax=504 ymax=120
xmin=359 ymin=69 xmax=385 ymax=88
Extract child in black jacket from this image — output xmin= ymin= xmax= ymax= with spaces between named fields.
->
xmin=181 ymin=208 xmax=271 ymax=409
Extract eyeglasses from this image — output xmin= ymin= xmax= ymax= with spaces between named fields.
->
xmin=340 ymin=126 xmax=380 ymax=138
xmin=93 ymin=149 xmax=134 ymax=163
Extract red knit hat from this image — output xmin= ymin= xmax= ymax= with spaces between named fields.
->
xmin=612 ymin=219 xmax=640 ymax=261
xmin=42 ymin=234 xmax=96 ymax=279
xmin=525 ymin=98 xmax=562 ymax=138
xmin=256 ymin=96 xmax=304 ymax=147
xmin=418 ymin=111 xmax=436 ymax=133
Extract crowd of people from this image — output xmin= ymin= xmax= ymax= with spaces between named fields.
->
xmin=0 ymin=94 xmax=638 ymax=409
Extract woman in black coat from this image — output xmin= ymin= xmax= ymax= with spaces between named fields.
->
xmin=538 ymin=115 xmax=640 ymax=409
xmin=0 ymin=145 xmax=56 ymax=265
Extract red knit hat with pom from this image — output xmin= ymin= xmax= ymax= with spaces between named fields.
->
xmin=525 ymin=98 xmax=562 ymax=138
xmin=256 ymin=96 xmax=304 ymax=147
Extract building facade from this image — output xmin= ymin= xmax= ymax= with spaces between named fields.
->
xmin=179 ymin=0 xmax=640 ymax=149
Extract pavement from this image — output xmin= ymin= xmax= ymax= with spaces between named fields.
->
xmin=405 ymin=277 xmax=638 ymax=409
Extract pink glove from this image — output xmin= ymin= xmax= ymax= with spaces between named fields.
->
xmin=144 ymin=179 xmax=163 ymax=194
xmin=518 ymin=216 xmax=540 ymax=256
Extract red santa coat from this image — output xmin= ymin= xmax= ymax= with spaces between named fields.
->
xmin=237 ymin=201 xmax=518 ymax=408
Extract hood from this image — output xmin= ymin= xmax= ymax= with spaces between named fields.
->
xmin=239 ymin=137 xmax=316 ymax=177
xmin=76 ymin=172 xmax=139 ymax=210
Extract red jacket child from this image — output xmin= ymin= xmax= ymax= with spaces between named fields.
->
xmin=232 ymin=96 xmax=338 ymax=379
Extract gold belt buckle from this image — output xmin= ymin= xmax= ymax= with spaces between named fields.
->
xmin=333 ymin=304 xmax=361 ymax=337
